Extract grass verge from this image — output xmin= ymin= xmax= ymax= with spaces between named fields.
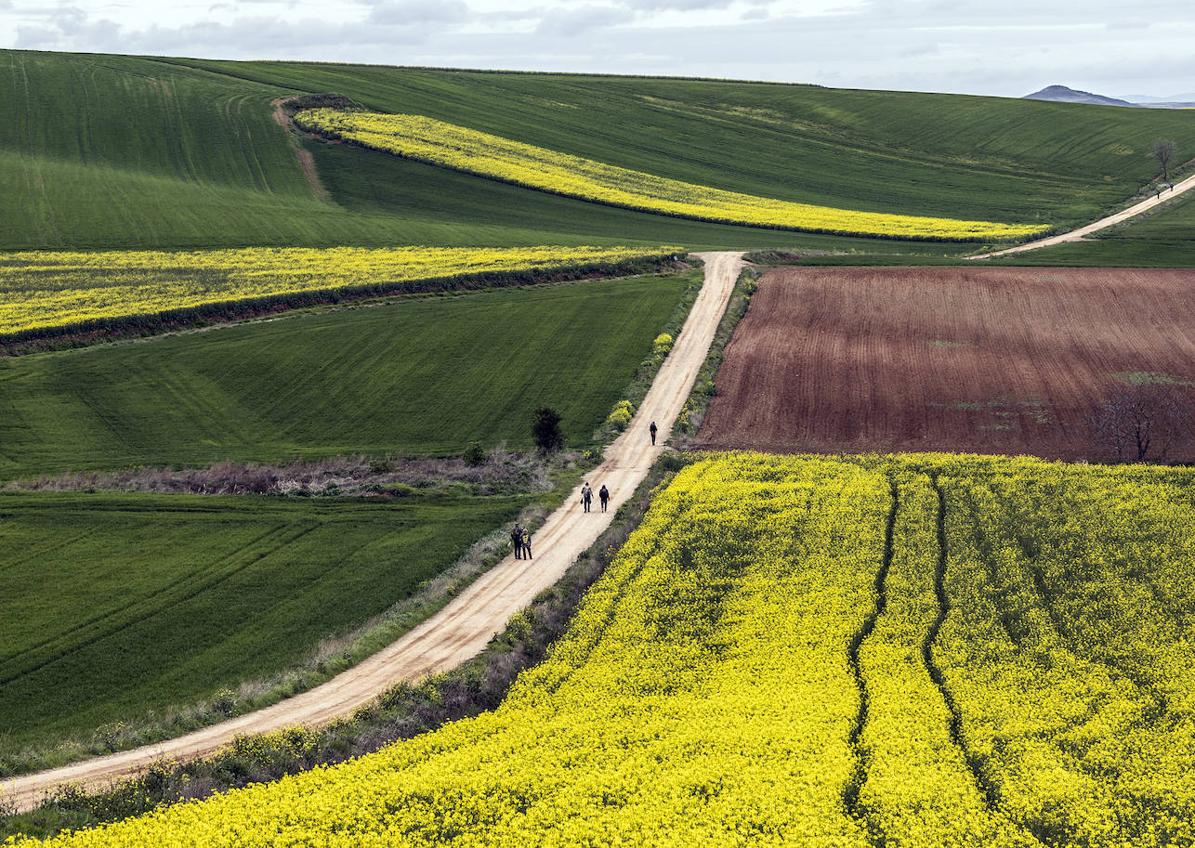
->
xmin=673 ymin=264 xmax=760 ymax=442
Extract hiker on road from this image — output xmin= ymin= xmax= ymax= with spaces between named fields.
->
xmin=511 ymin=524 xmax=524 ymax=560
xmin=581 ymin=482 xmax=594 ymax=513
xmin=599 ymin=484 xmax=610 ymax=512
xmin=649 ymin=421 xmax=658 ymax=446
xmin=522 ymin=529 xmax=533 ymax=560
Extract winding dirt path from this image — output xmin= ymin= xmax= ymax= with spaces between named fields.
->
xmin=971 ymin=171 xmax=1195 ymax=259
xmin=0 ymin=251 xmax=745 ymax=814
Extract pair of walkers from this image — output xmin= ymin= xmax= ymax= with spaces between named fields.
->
xmin=510 ymin=524 xmax=533 ymax=560
xmin=580 ymin=482 xmax=610 ymax=513
xmin=513 ymin=421 xmax=655 ymax=557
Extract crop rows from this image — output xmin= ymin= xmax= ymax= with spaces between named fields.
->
xmin=296 ymin=110 xmax=1049 ymax=242
xmin=14 ymin=454 xmax=1195 ymax=846
xmin=0 ymin=245 xmax=673 ymax=337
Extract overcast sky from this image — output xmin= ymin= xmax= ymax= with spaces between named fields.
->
xmin=3 ymin=0 xmax=1194 ymax=98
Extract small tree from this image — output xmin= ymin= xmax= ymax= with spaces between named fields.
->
xmin=1153 ymin=139 xmax=1176 ymax=183
xmin=1091 ymin=384 xmax=1192 ymax=462
xmin=531 ymin=407 xmax=565 ymax=454
xmin=462 ymin=442 xmax=486 ymax=467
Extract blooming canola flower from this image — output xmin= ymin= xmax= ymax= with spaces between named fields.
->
xmin=296 ymin=109 xmax=1051 ymax=242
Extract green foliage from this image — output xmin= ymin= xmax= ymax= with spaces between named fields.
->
xmin=531 ymin=407 xmax=565 ymax=454
xmin=604 ymin=399 xmax=635 ymax=432
xmin=651 ymin=333 xmax=674 ymax=357
xmin=0 ymin=276 xmax=687 ymax=477
xmin=462 ymin=443 xmax=487 ymax=467
xmin=0 ymin=490 xmax=529 ymax=763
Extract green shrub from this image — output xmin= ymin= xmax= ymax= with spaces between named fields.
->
xmin=462 ymin=443 xmax=486 ymax=467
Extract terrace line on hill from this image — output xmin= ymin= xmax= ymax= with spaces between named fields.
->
xmin=0 ymin=252 xmax=746 ymax=812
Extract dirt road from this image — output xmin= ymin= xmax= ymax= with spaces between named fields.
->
xmin=0 ymin=251 xmax=745 ymax=814
xmin=971 ymin=171 xmax=1195 ymax=259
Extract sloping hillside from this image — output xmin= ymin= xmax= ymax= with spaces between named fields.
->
xmin=5 ymin=50 xmax=1195 ymax=253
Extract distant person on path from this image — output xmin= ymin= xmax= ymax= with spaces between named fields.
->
xmin=522 ymin=529 xmax=533 ymax=560
xmin=649 ymin=421 xmax=658 ymax=446
xmin=599 ymin=484 xmax=610 ymax=512
xmin=581 ymin=482 xmax=594 ymax=513
xmin=511 ymin=524 xmax=524 ymax=560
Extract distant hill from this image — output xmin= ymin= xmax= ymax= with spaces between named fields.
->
xmin=1024 ymin=85 xmax=1135 ymax=107
xmin=1026 ymin=85 xmax=1195 ymax=110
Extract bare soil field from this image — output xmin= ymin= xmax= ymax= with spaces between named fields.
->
xmin=697 ymin=266 xmax=1195 ymax=460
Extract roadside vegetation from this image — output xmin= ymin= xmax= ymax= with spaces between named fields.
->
xmin=674 ymin=265 xmax=760 ymax=441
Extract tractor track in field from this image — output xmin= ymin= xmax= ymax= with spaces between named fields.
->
xmin=841 ymin=477 xmax=899 ymax=842
xmin=0 ymin=251 xmax=746 ymax=814
xmin=923 ymin=478 xmax=1002 ymax=814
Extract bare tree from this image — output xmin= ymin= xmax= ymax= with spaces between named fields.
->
xmin=1153 ymin=139 xmax=1176 ymax=184
xmin=1091 ymin=383 xmax=1193 ymax=462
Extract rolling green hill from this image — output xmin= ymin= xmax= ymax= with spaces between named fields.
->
xmin=5 ymin=49 xmax=1194 ymax=254
xmin=0 ymin=489 xmax=528 ymax=765
xmin=0 ymin=273 xmax=693 ymax=478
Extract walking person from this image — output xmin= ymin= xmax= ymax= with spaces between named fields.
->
xmin=522 ymin=529 xmax=533 ymax=560
xmin=580 ymin=482 xmax=594 ymax=513
xmin=599 ymin=484 xmax=610 ymax=513
xmin=649 ymin=421 xmax=658 ymax=446
xmin=511 ymin=524 xmax=524 ymax=560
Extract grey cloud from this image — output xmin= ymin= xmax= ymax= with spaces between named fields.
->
xmin=535 ymin=4 xmax=630 ymax=35
xmin=14 ymin=13 xmax=438 ymax=55
xmin=368 ymin=0 xmax=470 ymax=26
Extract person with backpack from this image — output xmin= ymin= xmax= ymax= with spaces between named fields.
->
xmin=521 ymin=529 xmax=533 ymax=560
xmin=511 ymin=524 xmax=524 ymax=560
xmin=649 ymin=421 xmax=658 ymax=446
xmin=580 ymin=482 xmax=594 ymax=513
xmin=599 ymin=484 xmax=610 ymax=513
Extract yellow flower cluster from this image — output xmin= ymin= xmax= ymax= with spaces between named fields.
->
xmin=296 ymin=109 xmax=1049 ymax=242
xmin=0 ymin=245 xmax=673 ymax=337
xmin=12 ymin=453 xmax=1195 ymax=847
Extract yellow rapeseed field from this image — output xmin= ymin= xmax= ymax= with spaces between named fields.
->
xmin=296 ymin=109 xmax=1050 ymax=242
xmin=10 ymin=453 xmax=1194 ymax=846
xmin=0 ymin=245 xmax=674 ymax=337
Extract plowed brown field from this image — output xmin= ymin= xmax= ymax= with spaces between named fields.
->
xmin=697 ymin=266 xmax=1195 ymax=460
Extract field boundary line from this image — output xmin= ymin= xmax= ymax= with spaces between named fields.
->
xmin=0 ymin=251 xmax=746 ymax=814
xmin=970 ymin=170 xmax=1195 ymax=259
